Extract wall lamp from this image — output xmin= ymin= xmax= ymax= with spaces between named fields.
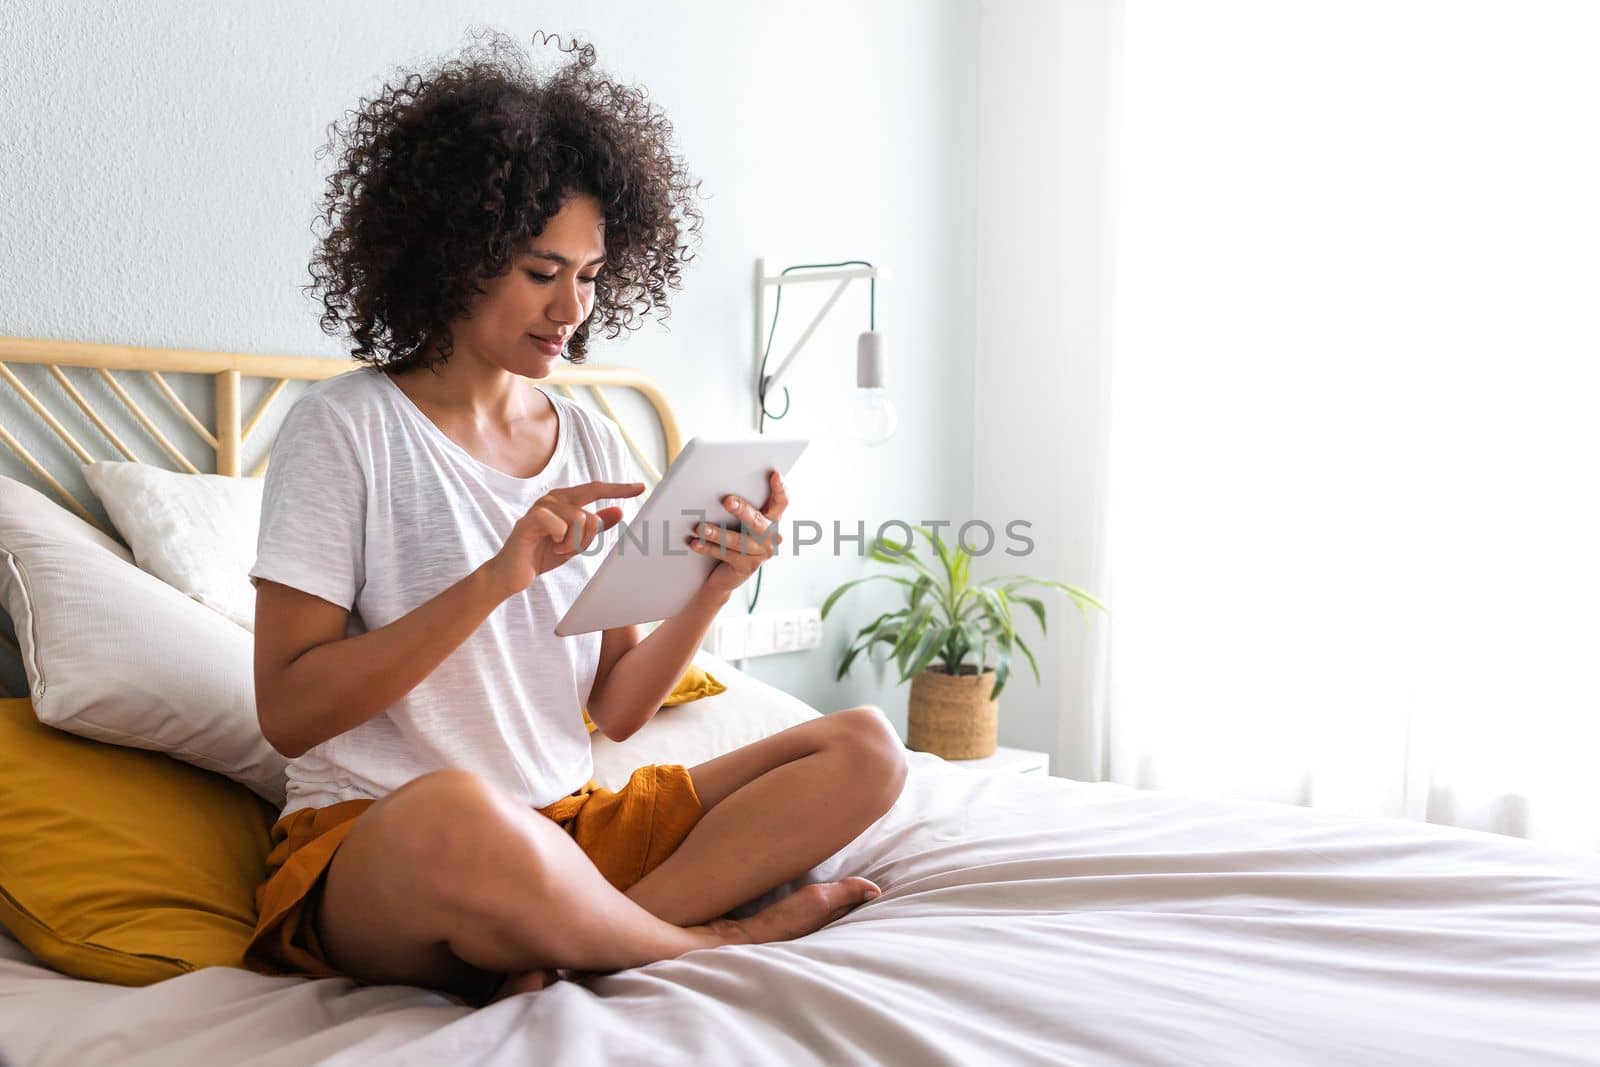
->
xmin=754 ymin=258 xmax=895 ymax=446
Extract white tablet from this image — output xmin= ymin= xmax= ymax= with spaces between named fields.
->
xmin=554 ymin=435 xmax=809 ymax=636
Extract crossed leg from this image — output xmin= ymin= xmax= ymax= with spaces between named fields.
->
xmin=312 ymin=707 xmax=907 ymax=1004
xmin=498 ymin=707 xmax=908 ymax=996
xmin=625 ymin=706 xmax=908 ymax=926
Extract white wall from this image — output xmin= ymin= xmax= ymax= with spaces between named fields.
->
xmin=0 ymin=0 xmax=980 ymax=734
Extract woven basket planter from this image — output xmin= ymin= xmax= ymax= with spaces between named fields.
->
xmin=907 ymin=668 xmax=998 ymax=760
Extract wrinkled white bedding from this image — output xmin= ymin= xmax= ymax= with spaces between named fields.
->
xmin=3 ymin=752 xmax=1598 ymax=1066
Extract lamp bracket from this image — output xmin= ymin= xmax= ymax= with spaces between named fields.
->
xmin=754 ymin=258 xmax=886 ymax=423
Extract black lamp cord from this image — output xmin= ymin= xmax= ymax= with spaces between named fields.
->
xmin=748 ymin=260 xmax=876 ymax=612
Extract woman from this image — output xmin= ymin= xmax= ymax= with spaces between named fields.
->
xmin=244 ymin=31 xmax=907 ymax=1008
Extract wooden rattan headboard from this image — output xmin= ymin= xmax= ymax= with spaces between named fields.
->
xmin=0 ymin=334 xmax=683 ymax=697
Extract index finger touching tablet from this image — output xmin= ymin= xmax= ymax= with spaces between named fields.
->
xmin=554 ymin=436 xmax=807 ymax=636
xmin=563 ymin=480 xmax=646 ymax=504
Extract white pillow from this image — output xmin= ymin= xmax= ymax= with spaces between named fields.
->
xmin=82 ymin=461 xmax=261 ymax=631
xmin=588 ymin=651 xmax=822 ymax=791
xmin=0 ymin=475 xmax=286 ymax=805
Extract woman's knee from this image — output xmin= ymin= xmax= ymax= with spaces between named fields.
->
xmin=314 ymin=770 xmax=528 ymax=988
xmin=828 ymin=707 xmax=909 ymax=799
xmin=375 ymin=769 xmax=544 ymax=903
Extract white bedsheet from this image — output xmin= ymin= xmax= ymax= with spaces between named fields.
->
xmin=3 ymin=752 xmax=1597 ymax=1066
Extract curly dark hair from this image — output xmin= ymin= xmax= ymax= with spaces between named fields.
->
xmin=305 ymin=29 xmax=705 ymax=370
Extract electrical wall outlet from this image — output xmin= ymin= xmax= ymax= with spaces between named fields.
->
xmin=704 ymin=608 xmax=823 ymax=660
xmin=800 ymin=612 xmax=822 ymax=649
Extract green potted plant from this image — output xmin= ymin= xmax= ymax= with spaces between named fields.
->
xmin=823 ymin=528 xmax=1107 ymax=760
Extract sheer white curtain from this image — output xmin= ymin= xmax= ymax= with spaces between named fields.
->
xmin=1105 ymin=0 xmax=1600 ymax=851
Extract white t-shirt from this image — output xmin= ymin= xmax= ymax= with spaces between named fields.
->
xmin=250 ymin=366 xmax=635 ymax=817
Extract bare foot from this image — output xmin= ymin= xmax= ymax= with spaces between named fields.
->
xmin=484 ymin=967 xmax=560 ymax=1005
xmin=708 ymin=877 xmax=881 ymax=947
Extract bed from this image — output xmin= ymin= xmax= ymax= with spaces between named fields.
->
xmin=1 ymin=337 xmax=1598 ymax=1066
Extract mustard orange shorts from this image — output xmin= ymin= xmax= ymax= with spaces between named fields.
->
xmin=244 ymin=764 xmax=704 ymax=988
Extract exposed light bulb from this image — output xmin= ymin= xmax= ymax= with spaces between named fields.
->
xmin=854 ymin=388 xmax=897 ymax=446
xmin=854 ymin=330 xmax=896 ymax=447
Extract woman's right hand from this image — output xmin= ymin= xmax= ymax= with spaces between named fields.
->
xmin=487 ymin=480 xmax=644 ymax=599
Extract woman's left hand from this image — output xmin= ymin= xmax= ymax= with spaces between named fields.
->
xmin=688 ymin=470 xmax=788 ymax=596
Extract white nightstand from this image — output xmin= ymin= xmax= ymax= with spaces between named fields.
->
xmin=926 ymin=745 xmax=1050 ymax=776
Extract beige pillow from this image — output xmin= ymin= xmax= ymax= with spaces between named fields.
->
xmin=0 ymin=475 xmax=286 ymax=805
xmin=82 ymin=460 xmax=260 ymax=631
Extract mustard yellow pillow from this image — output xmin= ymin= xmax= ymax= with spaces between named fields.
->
xmin=582 ymin=664 xmax=726 ymax=734
xmin=0 ymin=697 xmax=276 ymax=985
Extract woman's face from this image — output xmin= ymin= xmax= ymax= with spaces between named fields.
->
xmin=454 ymin=192 xmax=607 ymax=378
